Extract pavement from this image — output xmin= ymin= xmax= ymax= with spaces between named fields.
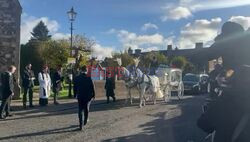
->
xmin=0 ymin=95 xmax=207 ymax=142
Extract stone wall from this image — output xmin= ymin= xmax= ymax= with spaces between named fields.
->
xmin=0 ymin=0 xmax=22 ymax=98
xmin=94 ymin=80 xmax=128 ymax=98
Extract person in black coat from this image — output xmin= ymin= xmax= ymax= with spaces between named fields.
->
xmin=105 ymin=72 xmax=116 ymax=103
xmin=52 ymin=66 xmax=64 ymax=105
xmin=0 ymin=65 xmax=16 ymax=119
xmin=74 ymin=66 xmax=95 ymax=130
xmin=22 ymin=64 xmax=35 ymax=108
xmin=197 ymin=65 xmax=250 ymax=142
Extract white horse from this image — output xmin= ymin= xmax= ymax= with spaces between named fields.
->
xmin=133 ymin=67 xmax=161 ymax=108
xmin=120 ymin=66 xmax=139 ymax=105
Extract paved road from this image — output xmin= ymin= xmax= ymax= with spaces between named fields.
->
xmin=0 ymin=95 xmax=207 ymax=142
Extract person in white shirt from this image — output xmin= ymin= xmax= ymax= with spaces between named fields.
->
xmin=38 ymin=65 xmax=51 ymax=106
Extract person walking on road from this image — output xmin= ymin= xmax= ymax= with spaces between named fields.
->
xmin=22 ymin=63 xmax=35 ymax=108
xmin=0 ymin=65 xmax=16 ymax=119
xmin=74 ymin=66 xmax=95 ymax=130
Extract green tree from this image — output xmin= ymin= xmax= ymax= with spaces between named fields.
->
xmin=30 ymin=21 xmax=51 ymax=41
xmin=71 ymin=35 xmax=95 ymax=69
xmin=113 ymin=52 xmax=134 ymax=67
xmin=39 ymin=40 xmax=70 ymax=69
xmin=170 ymin=56 xmax=187 ymax=69
xmin=183 ymin=61 xmax=197 ymax=74
xmin=21 ymin=21 xmax=52 ymax=80
xmin=139 ymin=52 xmax=168 ymax=67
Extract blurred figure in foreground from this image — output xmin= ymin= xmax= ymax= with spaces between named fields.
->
xmin=198 ymin=65 xmax=250 ymax=142
xmin=74 ymin=66 xmax=95 ymax=130
xmin=209 ymin=64 xmax=223 ymax=99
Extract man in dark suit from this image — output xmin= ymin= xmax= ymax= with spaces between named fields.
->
xmin=22 ymin=63 xmax=35 ymax=108
xmin=0 ymin=65 xmax=16 ymax=119
xmin=52 ymin=66 xmax=64 ymax=105
xmin=74 ymin=66 xmax=95 ymax=130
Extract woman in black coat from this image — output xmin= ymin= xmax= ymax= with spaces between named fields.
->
xmin=105 ymin=72 xmax=116 ymax=103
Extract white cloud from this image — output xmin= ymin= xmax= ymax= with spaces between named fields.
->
xmin=178 ymin=18 xmax=222 ymax=49
xmin=141 ymin=23 xmax=158 ymax=31
xmin=117 ymin=30 xmax=164 ymax=46
xmin=108 ymin=29 xmax=174 ymax=52
xmin=190 ymin=0 xmax=250 ymax=12
xmin=161 ymin=0 xmax=250 ymax=21
xmin=91 ymin=44 xmax=114 ymax=60
xmin=229 ymin=16 xmax=250 ymax=30
xmin=52 ymin=33 xmax=70 ymax=40
xmin=21 ymin=14 xmax=66 ymax=44
xmin=161 ymin=6 xmax=192 ymax=21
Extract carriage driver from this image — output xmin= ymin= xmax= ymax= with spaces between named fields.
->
xmin=149 ymin=56 xmax=159 ymax=75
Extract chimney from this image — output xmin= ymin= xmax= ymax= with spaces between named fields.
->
xmin=167 ymin=45 xmax=173 ymax=50
xmin=195 ymin=42 xmax=203 ymax=49
xmin=128 ymin=47 xmax=133 ymax=55
xmin=135 ymin=49 xmax=141 ymax=55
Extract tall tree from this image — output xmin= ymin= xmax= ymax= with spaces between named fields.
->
xmin=113 ymin=52 xmax=134 ymax=67
xmin=139 ymin=52 xmax=168 ymax=68
xmin=39 ymin=40 xmax=70 ymax=69
xmin=30 ymin=21 xmax=51 ymax=41
xmin=170 ymin=56 xmax=187 ymax=69
xmin=71 ymin=35 xmax=95 ymax=69
xmin=21 ymin=21 xmax=51 ymax=82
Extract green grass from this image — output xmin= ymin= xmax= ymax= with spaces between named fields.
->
xmin=20 ymin=85 xmax=72 ymax=100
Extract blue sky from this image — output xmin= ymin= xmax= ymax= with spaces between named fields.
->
xmin=19 ymin=0 xmax=250 ymax=59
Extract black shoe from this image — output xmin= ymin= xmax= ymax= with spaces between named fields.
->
xmin=84 ymin=120 xmax=87 ymax=126
xmin=79 ymin=125 xmax=83 ymax=131
xmin=6 ymin=114 xmax=13 ymax=117
xmin=0 ymin=116 xmax=6 ymax=119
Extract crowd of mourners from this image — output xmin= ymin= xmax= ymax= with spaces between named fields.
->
xmin=0 ymin=63 xmax=116 ymax=131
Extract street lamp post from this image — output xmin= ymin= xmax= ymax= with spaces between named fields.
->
xmin=67 ymin=7 xmax=77 ymax=98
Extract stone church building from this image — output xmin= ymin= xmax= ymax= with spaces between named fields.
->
xmin=0 ymin=0 xmax=22 ymax=97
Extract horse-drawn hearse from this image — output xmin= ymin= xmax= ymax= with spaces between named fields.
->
xmin=121 ymin=59 xmax=184 ymax=107
xmin=155 ymin=64 xmax=184 ymax=102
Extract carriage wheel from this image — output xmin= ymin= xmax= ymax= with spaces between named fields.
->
xmin=177 ymin=82 xmax=184 ymax=99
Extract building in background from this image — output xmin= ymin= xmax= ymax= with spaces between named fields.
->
xmin=128 ymin=42 xmax=213 ymax=73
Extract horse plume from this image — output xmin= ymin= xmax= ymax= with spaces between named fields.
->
xmin=134 ymin=58 xmax=140 ymax=67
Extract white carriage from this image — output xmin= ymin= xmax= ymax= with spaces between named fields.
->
xmin=156 ymin=65 xmax=184 ymax=101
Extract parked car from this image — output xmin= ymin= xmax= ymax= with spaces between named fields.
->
xmin=183 ymin=73 xmax=210 ymax=94
xmin=183 ymin=73 xmax=200 ymax=94
xmin=199 ymin=74 xmax=210 ymax=93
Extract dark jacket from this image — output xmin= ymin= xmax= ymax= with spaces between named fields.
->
xmin=52 ymin=71 xmax=63 ymax=92
xmin=74 ymin=73 xmax=95 ymax=103
xmin=22 ymin=68 xmax=34 ymax=88
xmin=105 ymin=77 xmax=115 ymax=90
xmin=197 ymin=88 xmax=250 ymax=142
xmin=1 ymin=72 xmax=14 ymax=99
